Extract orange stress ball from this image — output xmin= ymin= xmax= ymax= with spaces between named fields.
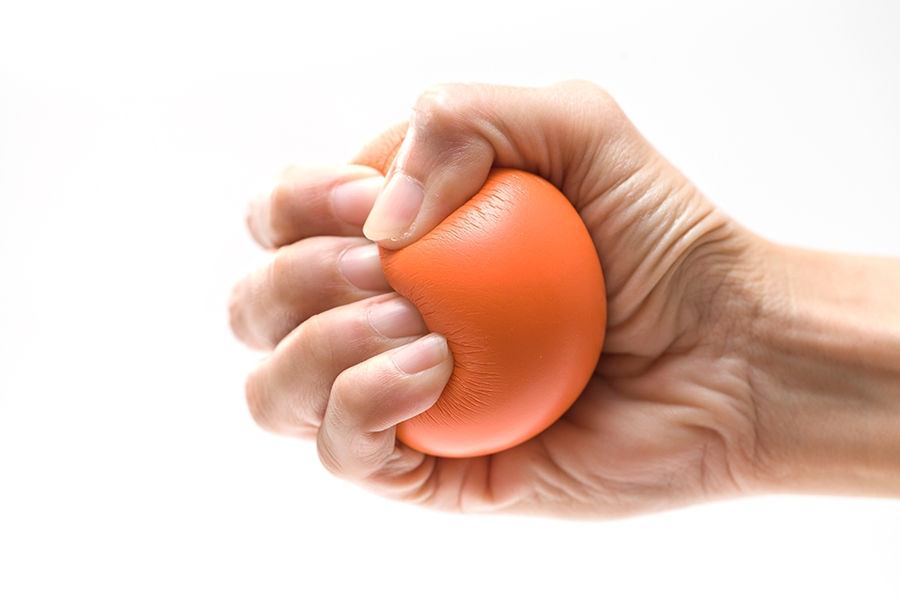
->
xmin=356 ymin=144 xmax=606 ymax=458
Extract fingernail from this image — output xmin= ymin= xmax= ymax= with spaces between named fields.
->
xmin=339 ymin=244 xmax=390 ymax=291
xmin=363 ymin=173 xmax=424 ymax=242
xmin=368 ymin=297 xmax=426 ymax=339
xmin=333 ymin=176 xmax=384 ymax=226
xmin=393 ymin=333 xmax=449 ymax=375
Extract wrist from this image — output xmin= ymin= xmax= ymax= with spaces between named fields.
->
xmin=746 ymin=241 xmax=900 ymax=496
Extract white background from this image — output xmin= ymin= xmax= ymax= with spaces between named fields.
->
xmin=1 ymin=1 xmax=898 ymax=598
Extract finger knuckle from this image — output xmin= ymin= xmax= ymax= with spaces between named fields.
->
xmin=329 ymin=360 xmax=394 ymax=430
xmin=266 ymin=166 xmax=296 ymax=246
xmin=316 ymin=430 xmax=345 ymax=477
xmin=227 ymin=281 xmax=246 ymax=341
xmin=327 ymin=368 xmax=362 ymax=427
xmin=411 ymin=83 xmax=479 ymax=137
xmin=568 ymin=80 xmax=625 ymax=124
xmin=556 ymin=78 xmax=609 ymax=97
xmin=299 ymin=311 xmax=339 ymax=372
xmin=317 ymin=365 xmax=398 ymax=481
xmin=248 ymin=249 xmax=299 ymax=348
xmin=229 ymin=275 xmax=273 ymax=351
xmin=317 ymin=426 xmax=384 ymax=483
xmin=266 ymin=246 xmax=300 ymax=317
xmin=244 ymin=205 xmax=260 ymax=244
xmin=245 ymin=362 xmax=277 ymax=433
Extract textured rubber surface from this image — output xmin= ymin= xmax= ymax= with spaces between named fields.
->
xmin=354 ymin=140 xmax=606 ymax=457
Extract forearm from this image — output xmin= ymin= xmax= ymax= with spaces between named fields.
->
xmin=748 ymin=241 xmax=900 ymax=496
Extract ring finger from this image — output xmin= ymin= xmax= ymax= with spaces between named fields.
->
xmin=245 ymin=293 xmax=429 ymax=439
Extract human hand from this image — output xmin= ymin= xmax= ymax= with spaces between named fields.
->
xmin=229 ymin=81 xmax=899 ymax=518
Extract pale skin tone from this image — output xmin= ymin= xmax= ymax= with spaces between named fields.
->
xmin=229 ymin=81 xmax=900 ymax=519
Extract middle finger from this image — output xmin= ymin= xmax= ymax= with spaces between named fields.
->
xmin=229 ymin=236 xmax=391 ymax=351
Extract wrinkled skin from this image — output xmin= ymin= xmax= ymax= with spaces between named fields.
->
xmin=229 ymin=81 xmax=769 ymax=519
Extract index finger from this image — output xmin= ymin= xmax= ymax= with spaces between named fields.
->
xmin=247 ymin=164 xmax=384 ymax=249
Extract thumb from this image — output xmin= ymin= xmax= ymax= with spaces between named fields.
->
xmin=361 ymin=81 xmax=636 ymax=250
xmin=361 ymin=84 xmax=494 ymax=248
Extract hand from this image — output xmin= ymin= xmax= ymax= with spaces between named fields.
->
xmin=229 ymin=81 xmax=900 ymax=518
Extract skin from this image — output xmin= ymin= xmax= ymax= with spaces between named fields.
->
xmin=229 ymin=81 xmax=900 ymax=519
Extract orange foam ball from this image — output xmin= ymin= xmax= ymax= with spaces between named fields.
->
xmin=354 ymin=134 xmax=606 ymax=457
xmin=381 ymin=169 xmax=606 ymax=457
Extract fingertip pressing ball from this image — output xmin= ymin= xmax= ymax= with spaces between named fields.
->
xmin=353 ymin=139 xmax=606 ymax=458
